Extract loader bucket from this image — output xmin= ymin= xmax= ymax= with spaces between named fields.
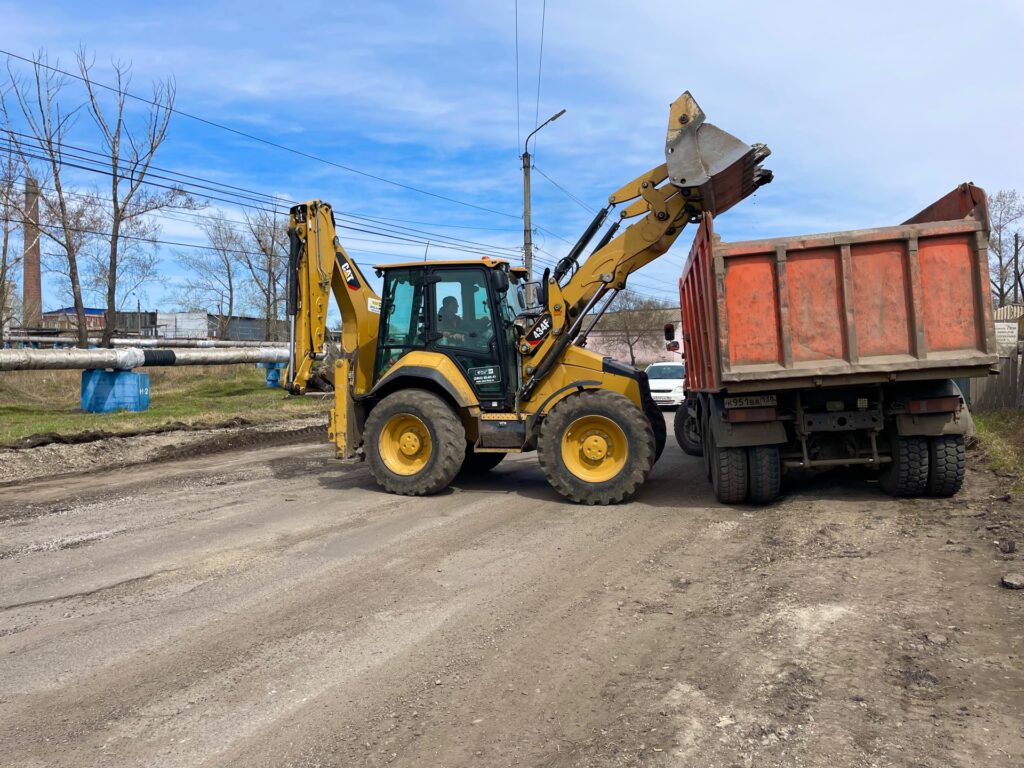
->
xmin=665 ymin=91 xmax=772 ymax=215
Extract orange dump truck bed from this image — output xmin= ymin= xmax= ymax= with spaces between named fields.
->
xmin=679 ymin=183 xmax=998 ymax=394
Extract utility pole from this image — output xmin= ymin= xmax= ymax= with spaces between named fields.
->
xmin=522 ymin=108 xmax=565 ymax=305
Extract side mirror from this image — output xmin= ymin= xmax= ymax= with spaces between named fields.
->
xmin=490 ymin=268 xmax=509 ymax=294
xmin=664 ymin=323 xmax=676 ymax=341
xmin=666 ymin=340 xmax=680 ymax=352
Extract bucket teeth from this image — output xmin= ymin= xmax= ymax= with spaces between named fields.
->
xmin=665 ymin=91 xmax=772 ymax=215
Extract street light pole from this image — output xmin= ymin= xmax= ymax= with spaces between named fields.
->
xmin=522 ymin=108 xmax=565 ymax=305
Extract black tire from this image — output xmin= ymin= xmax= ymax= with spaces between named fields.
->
xmin=701 ymin=411 xmax=713 ymax=481
xmin=925 ymin=435 xmax=965 ymax=497
xmin=709 ymin=429 xmax=748 ymax=504
xmin=747 ymin=445 xmax=781 ymax=504
xmin=674 ymin=404 xmax=703 ymax=456
xmin=538 ymin=390 xmax=655 ymax=505
xmin=459 ymin=448 xmax=505 ymax=475
xmin=879 ymin=435 xmax=929 ymax=497
xmin=642 ymin=397 xmax=667 ymax=464
xmin=364 ymin=389 xmax=464 ymax=496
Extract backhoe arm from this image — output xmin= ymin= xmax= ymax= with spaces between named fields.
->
xmin=285 ymin=201 xmax=381 ymax=455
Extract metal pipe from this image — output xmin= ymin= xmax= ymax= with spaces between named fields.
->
xmin=5 ymin=335 xmax=287 ymax=348
xmin=0 ymin=347 xmax=289 ymax=371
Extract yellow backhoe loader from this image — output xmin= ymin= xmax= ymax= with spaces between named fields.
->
xmin=284 ymin=92 xmax=771 ymax=504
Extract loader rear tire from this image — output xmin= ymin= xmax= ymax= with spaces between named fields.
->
xmin=879 ymin=435 xmax=929 ymax=498
xmin=365 ymin=389 xmax=464 ymax=496
xmin=709 ymin=430 xmax=748 ymax=504
xmin=538 ymin=390 xmax=655 ymax=505
xmin=459 ymin=448 xmax=505 ymax=475
xmin=925 ymin=435 xmax=965 ymax=497
xmin=674 ymin=404 xmax=703 ymax=456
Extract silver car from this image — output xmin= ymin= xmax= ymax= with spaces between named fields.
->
xmin=646 ymin=362 xmax=687 ymax=408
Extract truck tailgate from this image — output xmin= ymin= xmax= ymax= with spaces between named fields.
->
xmin=679 ymin=184 xmax=998 ymax=393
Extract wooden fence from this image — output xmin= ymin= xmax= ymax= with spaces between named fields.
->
xmin=970 ymin=352 xmax=1023 ymax=411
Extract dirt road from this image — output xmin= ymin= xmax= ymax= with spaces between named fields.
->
xmin=1 ymin=420 xmax=1022 ymax=767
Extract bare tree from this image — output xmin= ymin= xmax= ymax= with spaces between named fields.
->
xmin=0 ymin=140 xmax=20 ymax=342
xmin=1 ymin=53 xmax=93 ymax=345
xmin=239 ymin=208 xmax=286 ymax=340
xmin=77 ymin=49 xmax=193 ymax=345
xmin=595 ymin=292 xmax=675 ymax=366
xmin=174 ymin=218 xmax=241 ymax=338
xmin=81 ymin=212 xmax=161 ymax=310
xmin=988 ymin=189 xmax=1024 ymax=307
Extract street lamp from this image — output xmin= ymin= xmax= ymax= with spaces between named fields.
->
xmin=522 ymin=108 xmax=566 ymax=304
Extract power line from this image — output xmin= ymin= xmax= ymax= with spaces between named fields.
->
xmin=0 ymin=47 xmax=522 ymax=220
xmin=514 ymin=0 xmax=521 ymax=152
xmin=532 ymin=165 xmax=597 ymax=214
xmin=534 ymin=0 xmax=548 ymax=135
xmin=5 ymin=135 xmax=526 ymax=258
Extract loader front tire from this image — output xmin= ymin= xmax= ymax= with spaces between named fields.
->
xmin=642 ymin=396 xmax=667 ymax=464
xmin=365 ymin=389 xmax=464 ymax=496
xmin=538 ymin=390 xmax=655 ymax=505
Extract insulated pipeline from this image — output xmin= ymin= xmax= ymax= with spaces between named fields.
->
xmin=0 ymin=347 xmax=289 ymax=371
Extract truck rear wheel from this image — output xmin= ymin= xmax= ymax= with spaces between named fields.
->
xmin=747 ymin=445 xmax=781 ymax=504
xmin=709 ymin=431 xmax=748 ymax=504
xmin=674 ymin=405 xmax=703 ymax=456
xmin=365 ymin=389 xmax=464 ymax=496
xmin=925 ymin=435 xmax=965 ymax=497
xmin=538 ymin=390 xmax=655 ymax=505
xmin=879 ymin=436 xmax=929 ymax=497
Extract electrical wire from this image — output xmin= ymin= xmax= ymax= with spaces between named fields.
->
xmin=0 ymin=47 xmax=522 ymax=219
xmin=533 ymin=0 xmax=547 ymax=139
xmin=532 ymin=165 xmax=597 ymax=214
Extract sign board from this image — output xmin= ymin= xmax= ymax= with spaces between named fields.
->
xmin=995 ymin=321 xmax=1019 ymax=356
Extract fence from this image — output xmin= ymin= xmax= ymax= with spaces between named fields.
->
xmin=970 ymin=350 xmax=1022 ymax=411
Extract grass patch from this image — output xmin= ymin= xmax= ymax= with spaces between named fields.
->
xmin=973 ymin=410 xmax=1024 ymax=491
xmin=0 ymin=365 xmax=326 ymax=445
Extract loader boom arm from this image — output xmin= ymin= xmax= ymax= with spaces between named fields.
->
xmin=517 ymin=92 xmax=771 ymax=401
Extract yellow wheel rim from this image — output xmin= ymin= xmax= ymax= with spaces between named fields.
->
xmin=378 ymin=413 xmax=432 ymax=476
xmin=560 ymin=415 xmax=628 ymax=483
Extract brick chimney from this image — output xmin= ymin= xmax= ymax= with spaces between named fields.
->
xmin=22 ymin=177 xmax=42 ymax=328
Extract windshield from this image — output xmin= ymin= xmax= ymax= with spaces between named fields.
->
xmin=647 ymin=365 xmax=685 ymax=380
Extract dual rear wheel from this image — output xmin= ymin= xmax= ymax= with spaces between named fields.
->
xmin=705 ymin=430 xmax=780 ymax=505
xmin=879 ymin=434 xmax=965 ymax=498
xmin=702 ymin=431 xmax=966 ymax=505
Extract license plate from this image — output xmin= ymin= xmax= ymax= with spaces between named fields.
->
xmin=654 ymin=395 xmax=672 ymax=402
xmin=724 ymin=394 xmax=777 ymax=408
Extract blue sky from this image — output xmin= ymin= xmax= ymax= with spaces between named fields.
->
xmin=2 ymin=0 xmax=1022 ymax=313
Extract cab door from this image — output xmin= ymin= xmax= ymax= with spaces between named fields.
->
xmin=428 ymin=267 xmax=512 ymax=409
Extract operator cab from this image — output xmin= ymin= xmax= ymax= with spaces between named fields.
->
xmin=373 ymin=258 xmax=527 ymax=410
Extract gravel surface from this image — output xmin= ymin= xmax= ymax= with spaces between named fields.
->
xmin=0 ymin=415 xmax=1022 ymax=767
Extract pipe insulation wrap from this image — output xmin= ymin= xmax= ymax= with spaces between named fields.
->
xmin=0 ymin=347 xmax=290 ymax=371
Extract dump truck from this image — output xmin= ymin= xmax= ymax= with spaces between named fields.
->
xmin=670 ymin=183 xmax=997 ymax=503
